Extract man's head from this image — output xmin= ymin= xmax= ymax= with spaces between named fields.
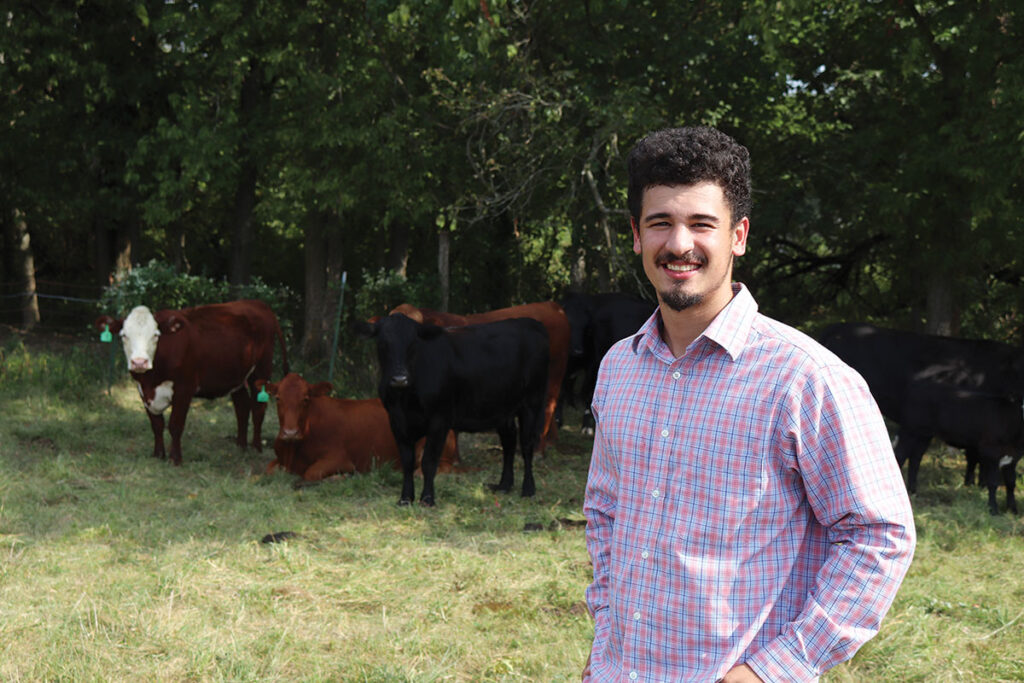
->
xmin=627 ymin=126 xmax=751 ymax=316
xmin=627 ymin=126 xmax=751 ymax=227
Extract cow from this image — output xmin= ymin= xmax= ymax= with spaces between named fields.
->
xmin=819 ymin=322 xmax=1024 ymax=493
xmin=95 ymin=299 xmax=288 ymax=466
xmin=357 ymin=313 xmax=549 ymax=506
xmin=557 ymin=292 xmax=656 ymax=434
xmin=260 ymin=372 xmax=460 ymax=482
xmin=387 ymin=301 xmax=569 ymax=454
xmin=898 ymin=378 xmax=1023 ymax=514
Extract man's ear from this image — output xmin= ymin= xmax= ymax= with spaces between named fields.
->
xmin=631 ymin=217 xmax=642 ymax=255
xmin=732 ymin=216 xmax=749 ymax=257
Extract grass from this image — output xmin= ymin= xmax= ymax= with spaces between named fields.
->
xmin=2 ymin=331 xmax=1024 ymax=681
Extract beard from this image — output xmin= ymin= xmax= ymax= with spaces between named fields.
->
xmin=654 ymin=249 xmax=732 ymax=312
xmin=659 ymin=287 xmax=704 ymax=312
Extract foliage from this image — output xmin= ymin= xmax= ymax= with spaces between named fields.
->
xmin=98 ymin=260 xmax=300 ymax=337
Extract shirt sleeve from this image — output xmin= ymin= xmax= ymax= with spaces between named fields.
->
xmin=746 ymin=361 xmax=917 ymax=682
xmin=583 ymin=397 xmax=617 ymax=666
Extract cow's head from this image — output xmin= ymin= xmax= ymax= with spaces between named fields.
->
xmin=116 ymin=306 xmax=162 ymax=372
xmin=261 ymin=374 xmax=333 ymax=442
xmin=355 ymin=313 xmax=444 ymax=392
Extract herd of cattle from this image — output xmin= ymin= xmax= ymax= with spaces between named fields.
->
xmin=94 ymin=296 xmax=1024 ymax=514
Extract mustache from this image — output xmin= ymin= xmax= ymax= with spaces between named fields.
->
xmin=654 ymin=250 xmax=707 ymax=267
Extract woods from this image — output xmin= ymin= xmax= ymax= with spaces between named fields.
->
xmin=2 ymin=1 xmax=1022 ymax=348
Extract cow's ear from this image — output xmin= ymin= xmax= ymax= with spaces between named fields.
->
xmin=95 ymin=315 xmax=123 ymax=335
xmin=162 ymin=314 xmax=186 ymax=334
xmin=351 ymin=319 xmax=378 ymax=338
xmin=310 ymin=382 xmax=333 ymax=397
xmin=418 ymin=324 xmax=445 ymax=340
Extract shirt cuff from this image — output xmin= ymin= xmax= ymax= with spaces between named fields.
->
xmin=745 ymin=637 xmax=820 ymax=683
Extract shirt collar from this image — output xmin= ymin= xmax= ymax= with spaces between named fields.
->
xmin=632 ymin=283 xmax=758 ymax=362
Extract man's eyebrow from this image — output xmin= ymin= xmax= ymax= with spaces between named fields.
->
xmin=642 ymin=211 xmax=722 ymax=223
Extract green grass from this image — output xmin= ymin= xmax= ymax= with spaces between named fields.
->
xmin=1 ymin=335 xmax=1023 ymax=681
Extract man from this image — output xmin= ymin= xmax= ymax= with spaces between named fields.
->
xmin=583 ymin=126 xmax=915 ymax=682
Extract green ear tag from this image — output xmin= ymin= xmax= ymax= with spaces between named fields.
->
xmin=100 ymin=325 xmax=113 ymax=343
xmin=257 ymin=387 xmax=270 ymax=403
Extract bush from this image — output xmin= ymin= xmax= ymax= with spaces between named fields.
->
xmin=98 ymin=260 xmax=299 ymax=339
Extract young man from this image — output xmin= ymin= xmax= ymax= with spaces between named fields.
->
xmin=583 ymin=127 xmax=916 ymax=682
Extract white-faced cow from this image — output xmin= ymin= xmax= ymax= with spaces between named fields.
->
xmin=820 ymin=322 xmax=1024 ymax=497
xmin=358 ymin=313 xmax=549 ymax=506
xmin=95 ymin=299 xmax=288 ymax=465
xmin=261 ymin=372 xmax=461 ymax=483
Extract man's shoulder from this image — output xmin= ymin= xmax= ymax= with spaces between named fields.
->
xmin=747 ymin=314 xmax=853 ymax=378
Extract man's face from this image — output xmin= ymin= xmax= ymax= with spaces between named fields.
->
xmin=631 ymin=182 xmax=748 ymax=314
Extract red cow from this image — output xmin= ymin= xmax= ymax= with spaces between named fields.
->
xmin=262 ymin=373 xmax=461 ymax=481
xmin=389 ymin=301 xmax=570 ymax=453
xmin=95 ymin=299 xmax=288 ymax=465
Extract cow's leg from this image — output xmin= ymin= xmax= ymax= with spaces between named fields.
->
xmin=1001 ymin=454 xmax=1018 ymax=515
xmin=517 ymin=411 xmax=540 ymax=498
xmin=147 ymin=411 xmax=167 ymax=460
xmin=166 ymin=395 xmax=193 ymax=466
xmin=230 ymin=388 xmax=251 ymax=450
xmin=248 ymin=382 xmax=267 ymax=452
xmin=983 ymin=455 xmax=1002 ymax=515
xmin=486 ymin=419 xmax=517 ymax=494
xmin=894 ymin=430 xmax=930 ymax=494
xmin=964 ymin=447 xmax=980 ymax=487
xmin=396 ymin=440 xmax=418 ymax=506
xmin=418 ymin=431 xmax=448 ymax=507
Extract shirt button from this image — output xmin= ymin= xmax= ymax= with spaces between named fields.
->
xmin=629 ymin=672 xmax=638 ymax=680
xmin=652 ymin=489 xmax=660 ymax=498
xmin=633 ymin=611 xmax=641 ymax=620
xmin=672 ymin=371 xmax=681 ymax=379
xmin=660 ymin=429 xmax=669 ymax=437
xmin=641 ymin=550 xmax=649 ymax=559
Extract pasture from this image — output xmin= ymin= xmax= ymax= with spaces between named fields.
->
xmin=1 ymin=331 xmax=1024 ymax=681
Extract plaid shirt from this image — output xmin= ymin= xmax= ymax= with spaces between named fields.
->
xmin=584 ymin=284 xmax=915 ymax=682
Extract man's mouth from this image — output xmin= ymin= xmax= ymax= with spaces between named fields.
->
xmin=665 ymin=263 xmax=700 ymax=273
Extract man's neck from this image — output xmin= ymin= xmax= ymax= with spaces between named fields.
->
xmin=658 ymin=285 xmax=736 ymax=358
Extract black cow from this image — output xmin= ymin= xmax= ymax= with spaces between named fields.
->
xmin=358 ymin=313 xmax=550 ymax=506
xmin=820 ymin=322 xmax=1024 ymax=494
xmin=558 ymin=292 xmax=655 ymax=434
xmin=899 ymin=378 xmax=1023 ymax=514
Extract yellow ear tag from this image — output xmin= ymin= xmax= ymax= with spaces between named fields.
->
xmin=257 ymin=387 xmax=270 ymax=403
xmin=100 ymin=325 xmax=113 ymax=343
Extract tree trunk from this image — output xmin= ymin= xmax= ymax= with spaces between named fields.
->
xmin=438 ymin=225 xmax=450 ymax=312
xmin=13 ymin=209 xmax=40 ymax=329
xmin=386 ymin=222 xmax=410 ymax=278
xmin=229 ymin=60 xmax=264 ymax=288
xmin=924 ymin=270 xmax=958 ymax=336
xmin=301 ymin=212 xmax=328 ymax=360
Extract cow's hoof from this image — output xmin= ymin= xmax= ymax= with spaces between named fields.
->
xmin=521 ymin=488 xmax=536 ymax=498
xmin=398 ymin=498 xmax=412 ymax=507
xmin=419 ymin=497 xmax=435 ymax=507
xmin=487 ymin=483 xmax=512 ymax=493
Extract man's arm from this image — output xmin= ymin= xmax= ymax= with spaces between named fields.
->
xmin=583 ymin=413 xmax=617 ymax=678
xmin=746 ymin=363 xmax=916 ymax=681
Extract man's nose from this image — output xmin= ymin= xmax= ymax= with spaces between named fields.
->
xmin=664 ymin=224 xmax=694 ymax=254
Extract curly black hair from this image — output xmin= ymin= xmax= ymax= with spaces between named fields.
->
xmin=626 ymin=126 xmax=751 ymax=226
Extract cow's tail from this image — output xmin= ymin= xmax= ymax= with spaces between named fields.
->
xmin=276 ymin=321 xmax=290 ymax=376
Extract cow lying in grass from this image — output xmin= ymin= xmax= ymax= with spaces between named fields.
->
xmin=260 ymin=373 xmax=460 ymax=483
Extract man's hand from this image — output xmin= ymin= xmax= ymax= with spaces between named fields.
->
xmin=719 ymin=663 xmax=764 ymax=682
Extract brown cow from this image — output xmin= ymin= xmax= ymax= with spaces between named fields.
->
xmin=389 ymin=301 xmax=570 ymax=453
xmin=262 ymin=373 xmax=461 ymax=481
xmin=95 ymin=299 xmax=288 ymax=465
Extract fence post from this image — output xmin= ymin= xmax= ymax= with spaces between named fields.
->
xmin=327 ymin=271 xmax=348 ymax=382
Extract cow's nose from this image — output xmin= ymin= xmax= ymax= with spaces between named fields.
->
xmin=279 ymin=428 xmax=301 ymax=441
xmin=130 ymin=358 xmax=150 ymax=371
xmin=389 ymin=374 xmax=409 ymax=388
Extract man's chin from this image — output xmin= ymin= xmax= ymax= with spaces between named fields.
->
xmin=660 ymin=288 xmax=703 ymax=312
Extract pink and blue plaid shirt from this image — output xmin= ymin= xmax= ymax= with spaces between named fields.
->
xmin=584 ymin=284 xmax=916 ymax=682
